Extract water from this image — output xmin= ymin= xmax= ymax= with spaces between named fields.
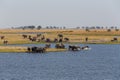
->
xmin=0 ymin=44 xmax=120 ymax=80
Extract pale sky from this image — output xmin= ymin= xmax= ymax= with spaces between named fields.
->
xmin=0 ymin=0 xmax=120 ymax=28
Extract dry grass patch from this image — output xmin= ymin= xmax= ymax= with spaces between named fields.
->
xmin=0 ymin=46 xmax=27 ymax=52
xmin=0 ymin=29 xmax=120 ymax=44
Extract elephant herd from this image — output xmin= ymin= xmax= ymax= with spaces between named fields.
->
xmin=27 ymin=47 xmax=46 ymax=53
xmin=22 ymin=34 xmax=69 ymax=43
xmin=27 ymin=43 xmax=90 ymax=53
xmin=0 ymin=36 xmax=9 ymax=44
xmin=68 ymin=45 xmax=89 ymax=51
xmin=27 ymin=43 xmax=65 ymax=53
xmin=27 ymin=43 xmax=51 ymax=53
xmin=55 ymin=43 xmax=65 ymax=49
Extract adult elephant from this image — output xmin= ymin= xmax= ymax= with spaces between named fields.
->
xmin=45 ymin=43 xmax=51 ymax=48
xmin=36 ymin=47 xmax=46 ymax=53
xmin=55 ymin=43 xmax=65 ymax=49
xmin=81 ymin=46 xmax=89 ymax=50
xmin=22 ymin=34 xmax=27 ymax=38
xmin=69 ymin=45 xmax=81 ymax=51
xmin=31 ymin=46 xmax=38 ymax=52
xmin=28 ymin=47 xmax=46 ymax=53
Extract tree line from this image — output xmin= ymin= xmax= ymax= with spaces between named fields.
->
xmin=12 ymin=25 xmax=41 ymax=30
xmin=12 ymin=25 xmax=119 ymax=30
xmin=12 ymin=26 xmax=66 ymax=30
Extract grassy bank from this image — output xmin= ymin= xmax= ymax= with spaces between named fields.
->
xmin=0 ymin=29 xmax=120 ymax=45
xmin=0 ymin=46 xmax=27 ymax=53
xmin=0 ymin=46 xmax=67 ymax=53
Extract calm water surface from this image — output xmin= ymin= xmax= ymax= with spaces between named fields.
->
xmin=0 ymin=44 xmax=120 ymax=80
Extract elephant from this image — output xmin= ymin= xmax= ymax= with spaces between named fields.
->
xmin=1 ymin=36 xmax=5 ymax=39
xmin=37 ymin=34 xmax=41 ymax=37
xmin=45 ymin=43 xmax=51 ymax=48
xmin=27 ymin=47 xmax=31 ymax=52
xmin=69 ymin=45 xmax=81 ymax=51
xmin=3 ymin=40 xmax=8 ymax=44
xmin=36 ymin=47 xmax=46 ymax=53
xmin=55 ymin=43 xmax=65 ymax=49
xmin=46 ymin=38 xmax=51 ymax=42
xmin=81 ymin=46 xmax=89 ymax=50
xmin=31 ymin=46 xmax=38 ymax=52
xmin=27 ymin=46 xmax=46 ymax=53
xmin=22 ymin=34 xmax=27 ymax=38
xmin=54 ymin=38 xmax=58 ymax=42
xmin=29 ymin=37 xmax=37 ymax=42
xmin=64 ymin=38 xmax=69 ymax=42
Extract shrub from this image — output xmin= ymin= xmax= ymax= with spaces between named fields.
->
xmin=115 ymin=29 xmax=119 ymax=31
xmin=107 ymin=29 xmax=111 ymax=32
xmin=85 ymin=29 xmax=90 ymax=32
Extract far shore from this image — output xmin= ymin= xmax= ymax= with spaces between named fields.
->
xmin=0 ymin=29 xmax=119 ymax=53
xmin=0 ymin=29 xmax=120 ymax=45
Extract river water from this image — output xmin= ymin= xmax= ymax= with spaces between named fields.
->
xmin=0 ymin=44 xmax=120 ymax=80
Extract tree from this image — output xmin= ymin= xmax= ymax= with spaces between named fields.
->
xmin=11 ymin=27 xmax=14 ymax=29
xmin=101 ymin=26 xmax=104 ymax=29
xmin=50 ymin=26 xmax=53 ymax=29
xmin=63 ymin=26 xmax=66 ymax=29
xmin=85 ymin=28 xmax=90 ymax=32
xmin=37 ymin=26 xmax=42 ymax=30
xmin=53 ymin=26 xmax=57 ymax=29
xmin=76 ymin=27 xmax=80 ymax=29
xmin=115 ymin=29 xmax=119 ymax=31
xmin=28 ymin=25 xmax=35 ymax=29
xmin=110 ymin=26 xmax=114 ymax=29
xmin=82 ymin=26 xmax=85 ymax=29
xmin=106 ymin=26 xmax=108 ymax=29
xmin=46 ymin=26 xmax=49 ymax=29
xmin=115 ymin=26 xmax=117 ymax=29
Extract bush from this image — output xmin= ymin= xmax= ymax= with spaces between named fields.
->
xmin=107 ymin=29 xmax=111 ymax=32
xmin=115 ymin=29 xmax=119 ymax=31
xmin=85 ymin=29 xmax=90 ymax=32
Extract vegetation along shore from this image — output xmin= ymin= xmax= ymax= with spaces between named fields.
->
xmin=0 ymin=28 xmax=119 ymax=53
xmin=0 ymin=46 xmax=67 ymax=53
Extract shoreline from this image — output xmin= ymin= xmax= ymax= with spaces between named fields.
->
xmin=0 ymin=41 xmax=119 ymax=46
xmin=0 ymin=42 xmax=119 ymax=53
xmin=0 ymin=46 xmax=67 ymax=53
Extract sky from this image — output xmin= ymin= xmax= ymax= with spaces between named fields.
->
xmin=0 ymin=0 xmax=120 ymax=28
